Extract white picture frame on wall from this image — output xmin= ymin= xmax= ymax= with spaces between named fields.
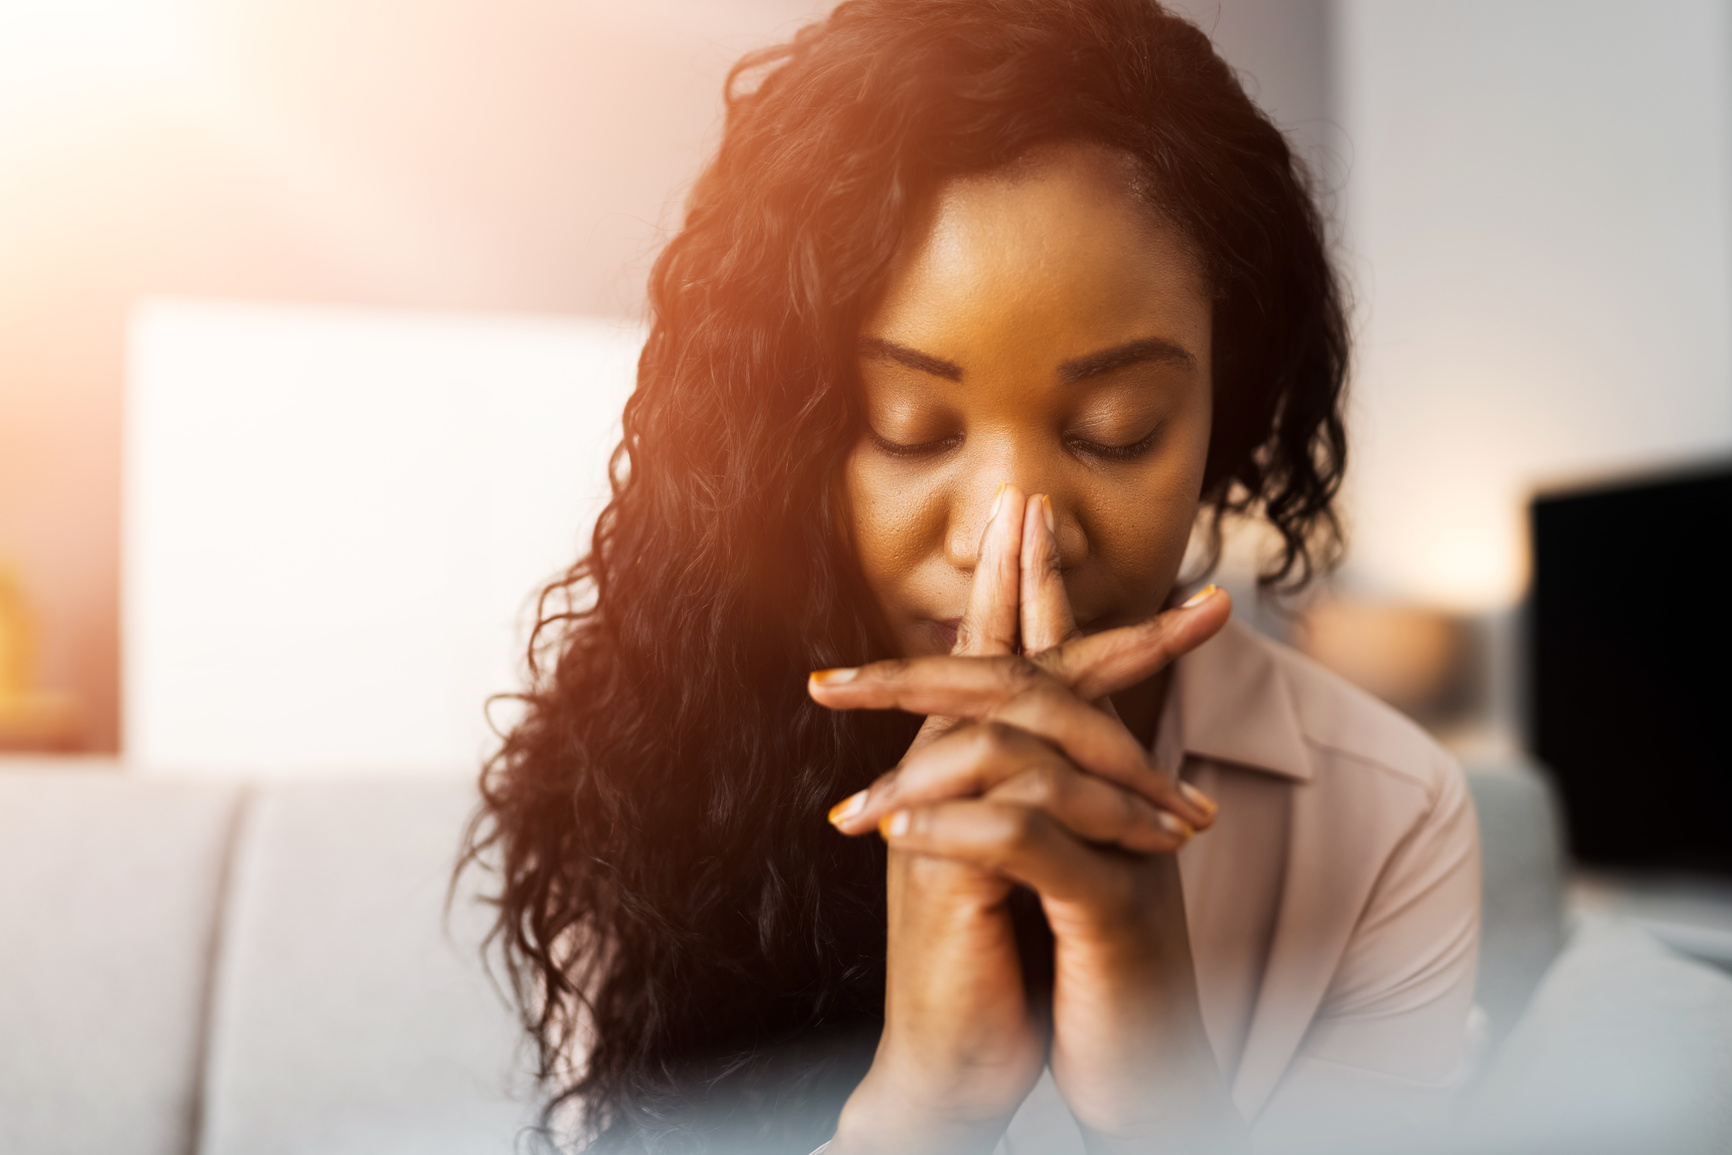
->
xmin=124 ymin=299 xmax=644 ymax=776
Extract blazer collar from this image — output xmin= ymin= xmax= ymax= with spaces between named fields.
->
xmin=1170 ymin=621 xmax=1314 ymax=782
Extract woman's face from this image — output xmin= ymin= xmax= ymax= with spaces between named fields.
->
xmin=846 ymin=143 xmax=1213 ymax=659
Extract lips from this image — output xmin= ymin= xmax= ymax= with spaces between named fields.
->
xmin=931 ymin=618 xmax=961 ymax=652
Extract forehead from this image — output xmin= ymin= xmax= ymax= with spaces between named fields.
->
xmin=866 ymin=143 xmax=1210 ymax=362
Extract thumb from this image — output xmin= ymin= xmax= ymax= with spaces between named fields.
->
xmin=1042 ymin=585 xmax=1231 ymax=703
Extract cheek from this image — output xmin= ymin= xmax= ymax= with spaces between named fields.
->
xmin=1090 ymin=481 xmax=1196 ymax=585
xmin=843 ymin=444 xmax=946 ymax=604
xmin=1087 ymin=414 xmax=1210 ymax=605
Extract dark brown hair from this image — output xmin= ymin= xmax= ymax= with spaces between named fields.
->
xmin=464 ymin=1 xmax=1348 ymax=1150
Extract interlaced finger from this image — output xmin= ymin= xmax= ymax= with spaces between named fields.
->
xmin=829 ymin=719 xmax=1191 ymax=853
xmin=956 ymin=483 xmax=1024 ymax=657
xmin=813 ymin=656 xmax=1213 ymax=829
xmin=985 ymin=763 xmax=1192 ymax=853
xmin=906 ymin=483 xmax=1026 ymax=757
xmin=1037 ymin=584 xmax=1231 ymax=702
xmin=875 ymin=799 xmax=1124 ymax=908
xmin=828 ymin=720 xmax=1060 ymax=833
xmin=1019 ymin=493 xmax=1080 ymax=655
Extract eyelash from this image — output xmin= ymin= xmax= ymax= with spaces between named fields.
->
xmin=869 ymin=430 xmax=962 ymax=459
xmin=869 ymin=427 xmax=1161 ymax=462
xmin=1071 ymin=426 xmax=1161 ymax=462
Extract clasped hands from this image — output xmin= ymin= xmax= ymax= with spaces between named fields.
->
xmin=809 ymin=486 xmax=1244 ymax=1155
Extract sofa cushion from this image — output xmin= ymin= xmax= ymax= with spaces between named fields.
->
xmin=197 ymin=778 xmax=537 ymax=1155
xmin=0 ymin=763 xmax=242 ymax=1155
xmin=1461 ymin=914 xmax=1732 ymax=1154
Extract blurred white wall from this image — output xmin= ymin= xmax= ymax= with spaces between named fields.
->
xmin=1337 ymin=0 xmax=1732 ymax=611
xmin=126 ymin=301 xmax=641 ymax=775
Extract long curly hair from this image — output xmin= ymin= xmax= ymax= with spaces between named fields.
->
xmin=463 ymin=1 xmax=1348 ymax=1150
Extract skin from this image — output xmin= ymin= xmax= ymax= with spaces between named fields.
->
xmin=809 ymin=143 xmax=1253 ymax=1154
xmin=840 ymin=142 xmax=1212 ymax=741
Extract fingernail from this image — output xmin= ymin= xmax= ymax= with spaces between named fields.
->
xmin=880 ymin=810 xmax=911 ymax=838
xmin=1040 ymin=494 xmax=1055 ymax=535
xmin=828 ymin=791 xmax=867 ymax=825
xmin=810 ymin=667 xmax=859 ymax=685
xmin=1179 ymin=781 xmax=1218 ymax=817
xmin=1180 ymin=584 xmax=1220 ymax=609
xmin=1158 ymin=811 xmax=1195 ymax=841
xmin=989 ymin=482 xmax=1008 ymax=522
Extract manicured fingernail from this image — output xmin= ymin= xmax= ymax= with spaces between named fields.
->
xmin=1181 ymin=584 xmax=1220 ymax=609
xmin=1158 ymin=811 xmax=1195 ymax=841
xmin=810 ymin=667 xmax=858 ymax=685
xmin=1179 ymin=781 xmax=1218 ymax=817
xmin=880 ymin=810 xmax=911 ymax=838
xmin=828 ymin=791 xmax=867 ymax=825
xmin=1040 ymin=494 xmax=1055 ymax=535
xmin=989 ymin=482 xmax=1008 ymax=522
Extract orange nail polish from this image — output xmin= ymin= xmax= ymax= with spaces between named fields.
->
xmin=829 ymin=791 xmax=867 ymax=825
xmin=1179 ymin=781 xmax=1218 ymax=817
xmin=879 ymin=810 xmax=910 ymax=838
xmin=810 ymin=667 xmax=859 ymax=685
xmin=1180 ymin=584 xmax=1220 ymax=609
xmin=1041 ymin=494 xmax=1055 ymax=535
xmin=989 ymin=482 xmax=1008 ymax=521
xmin=1158 ymin=811 xmax=1195 ymax=841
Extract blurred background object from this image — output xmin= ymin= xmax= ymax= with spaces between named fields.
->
xmin=1530 ymin=463 xmax=1732 ymax=877
xmin=124 ymin=299 xmax=640 ymax=776
xmin=1293 ymin=599 xmax=1472 ymax=727
xmin=0 ymin=565 xmax=81 ymax=751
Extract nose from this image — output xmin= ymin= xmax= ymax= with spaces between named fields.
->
xmin=944 ymin=474 xmax=1086 ymax=572
xmin=944 ymin=479 xmax=1014 ymax=570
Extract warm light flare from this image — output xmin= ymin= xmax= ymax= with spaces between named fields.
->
xmin=0 ymin=0 xmax=193 ymax=92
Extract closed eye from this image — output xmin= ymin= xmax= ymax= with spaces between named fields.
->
xmin=869 ymin=428 xmax=963 ymax=458
xmin=1067 ymin=425 xmax=1161 ymax=462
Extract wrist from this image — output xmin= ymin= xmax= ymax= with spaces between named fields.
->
xmin=829 ymin=1067 xmax=1013 ymax=1155
xmin=1070 ymin=1063 xmax=1248 ymax=1155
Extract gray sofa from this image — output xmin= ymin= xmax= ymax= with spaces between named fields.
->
xmin=1 ymin=758 xmax=1727 ymax=1155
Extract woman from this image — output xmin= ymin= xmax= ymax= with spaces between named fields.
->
xmin=466 ymin=1 xmax=1480 ymax=1152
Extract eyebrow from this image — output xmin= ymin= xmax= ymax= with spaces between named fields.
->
xmin=1057 ymin=337 xmax=1196 ymax=383
xmin=858 ymin=336 xmax=962 ymax=381
xmin=859 ymin=334 xmax=1196 ymax=385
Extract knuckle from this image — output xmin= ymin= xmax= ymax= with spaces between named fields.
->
xmin=972 ymin=719 xmax=1017 ymax=755
xmin=1021 ymin=678 xmax=1075 ymax=716
xmin=1147 ymin=615 xmax=1184 ymax=656
xmin=999 ymin=805 xmax=1045 ymax=852
xmin=1025 ymin=762 xmax=1069 ymax=806
xmin=870 ymin=657 xmax=912 ymax=683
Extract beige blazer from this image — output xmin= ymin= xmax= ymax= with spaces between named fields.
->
xmin=1171 ymin=621 xmax=1479 ymax=1126
xmin=1001 ymin=621 xmax=1482 ymax=1150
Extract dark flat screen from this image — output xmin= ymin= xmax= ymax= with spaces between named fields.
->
xmin=1529 ymin=463 xmax=1732 ymax=873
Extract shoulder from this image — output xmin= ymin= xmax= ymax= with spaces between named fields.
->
xmin=1179 ymin=621 xmax=1469 ymax=823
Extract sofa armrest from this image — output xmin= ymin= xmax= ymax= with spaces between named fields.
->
xmin=1463 ymin=758 xmax=1567 ymax=1040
